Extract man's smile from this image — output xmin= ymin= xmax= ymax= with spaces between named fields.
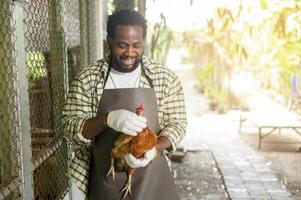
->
xmin=120 ymin=57 xmax=136 ymax=66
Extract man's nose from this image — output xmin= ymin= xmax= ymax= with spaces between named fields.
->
xmin=125 ymin=46 xmax=136 ymax=57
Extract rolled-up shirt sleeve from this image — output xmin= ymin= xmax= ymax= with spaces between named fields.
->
xmin=62 ymin=77 xmax=93 ymax=146
xmin=159 ymin=74 xmax=187 ymax=152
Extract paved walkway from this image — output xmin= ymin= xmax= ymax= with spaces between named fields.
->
xmin=171 ymin=65 xmax=293 ymax=199
xmin=174 ymin=151 xmax=228 ymax=200
xmin=181 ymin=115 xmax=292 ymax=200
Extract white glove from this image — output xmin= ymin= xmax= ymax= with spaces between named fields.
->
xmin=144 ymin=147 xmax=157 ymax=161
xmin=124 ymin=147 xmax=157 ymax=168
xmin=107 ymin=109 xmax=147 ymax=136
xmin=124 ymin=154 xmax=150 ymax=168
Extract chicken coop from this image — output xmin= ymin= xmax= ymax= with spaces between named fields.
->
xmin=0 ymin=0 xmax=105 ymax=199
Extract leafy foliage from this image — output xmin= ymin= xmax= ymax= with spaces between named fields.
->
xmin=147 ymin=14 xmax=173 ymax=64
xmin=26 ymin=52 xmax=47 ymax=89
xmin=185 ymin=0 xmax=301 ymax=111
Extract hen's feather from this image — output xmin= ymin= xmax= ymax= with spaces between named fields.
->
xmin=107 ymin=105 xmax=158 ymax=198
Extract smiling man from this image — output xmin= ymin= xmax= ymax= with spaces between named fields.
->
xmin=108 ymin=26 xmax=144 ymax=72
xmin=62 ymin=9 xmax=187 ymax=200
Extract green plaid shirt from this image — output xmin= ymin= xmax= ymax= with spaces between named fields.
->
xmin=62 ymin=56 xmax=187 ymax=196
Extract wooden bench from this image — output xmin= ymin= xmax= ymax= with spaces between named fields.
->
xmin=238 ymin=111 xmax=301 ymax=149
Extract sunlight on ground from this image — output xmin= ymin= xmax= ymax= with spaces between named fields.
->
xmin=230 ymin=72 xmax=259 ymax=98
xmin=165 ymin=48 xmax=193 ymax=70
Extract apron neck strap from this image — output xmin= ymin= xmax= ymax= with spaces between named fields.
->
xmin=103 ymin=60 xmax=154 ymax=88
xmin=103 ymin=65 xmax=111 ymax=88
xmin=142 ymin=65 xmax=154 ymax=88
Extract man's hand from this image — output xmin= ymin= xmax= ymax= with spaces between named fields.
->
xmin=124 ymin=154 xmax=150 ymax=168
xmin=124 ymin=147 xmax=157 ymax=168
xmin=107 ymin=109 xmax=147 ymax=136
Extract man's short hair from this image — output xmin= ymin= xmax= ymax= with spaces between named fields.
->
xmin=107 ymin=9 xmax=147 ymax=39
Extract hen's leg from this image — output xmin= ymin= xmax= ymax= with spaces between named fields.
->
xmin=121 ymin=174 xmax=132 ymax=198
xmin=121 ymin=168 xmax=135 ymax=198
xmin=106 ymin=157 xmax=115 ymax=181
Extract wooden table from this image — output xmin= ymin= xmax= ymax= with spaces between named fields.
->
xmin=238 ymin=111 xmax=301 ymax=149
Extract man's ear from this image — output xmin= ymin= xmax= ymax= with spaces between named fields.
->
xmin=107 ymin=37 xmax=112 ymax=44
xmin=107 ymin=37 xmax=112 ymax=50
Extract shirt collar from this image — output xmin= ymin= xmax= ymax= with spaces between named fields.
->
xmin=98 ymin=55 xmax=154 ymax=78
xmin=141 ymin=56 xmax=154 ymax=77
xmin=97 ymin=56 xmax=110 ymax=78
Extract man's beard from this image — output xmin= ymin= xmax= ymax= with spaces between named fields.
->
xmin=110 ymin=56 xmax=142 ymax=73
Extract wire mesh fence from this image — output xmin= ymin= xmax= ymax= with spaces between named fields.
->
xmin=23 ymin=0 xmax=69 ymax=198
xmin=0 ymin=1 xmax=22 ymax=199
xmin=62 ymin=0 xmax=81 ymax=84
xmin=0 ymin=0 xmax=99 ymax=199
xmin=87 ymin=0 xmax=97 ymax=64
xmin=24 ymin=0 xmax=84 ymax=198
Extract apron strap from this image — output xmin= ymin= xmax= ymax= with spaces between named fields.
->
xmin=103 ymin=66 xmax=111 ymax=88
xmin=141 ymin=64 xmax=154 ymax=88
xmin=103 ymin=60 xmax=154 ymax=88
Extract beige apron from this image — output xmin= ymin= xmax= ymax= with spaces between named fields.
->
xmin=88 ymin=67 xmax=180 ymax=200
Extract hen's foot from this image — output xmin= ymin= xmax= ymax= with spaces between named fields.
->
xmin=106 ymin=158 xmax=115 ymax=181
xmin=106 ymin=166 xmax=115 ymax=181
xmin=121 ymin=175 xmax=132 ymax=199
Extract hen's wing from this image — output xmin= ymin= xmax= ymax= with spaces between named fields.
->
xmin=112 ymin=134 xmax=132 ymax=158
xmin=130 ymin=128 xmax=157 ymax=158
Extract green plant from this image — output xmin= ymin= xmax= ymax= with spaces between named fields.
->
xmin=26 ymin=52 xmax=47 ymax=88
xmin=185 ymin=0 xmax=301 ymax=111
xmin=147 ymin=14 xmax=173 ymax=65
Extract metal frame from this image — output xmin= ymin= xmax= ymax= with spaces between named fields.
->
xmin=13 ymin=0 xmax=34 ymax=199
xmin=95 ymin=0 xmax=105 ymax=60
xmin=80 ymin=0 xmax=105 ymax=68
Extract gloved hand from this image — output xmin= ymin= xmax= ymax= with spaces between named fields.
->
xmin=124 ymin=154 xmax=150 ymax=168
xmin=107 ymin=109 xmax=147 ymax=136
xmin=144 ymin=147 xmax=157 ymax=161
xmin=124 ymin=147 xmax=157 ymax=168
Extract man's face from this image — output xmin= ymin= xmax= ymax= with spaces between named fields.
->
xmin=108 ymin=25 xmax=145 ymax=72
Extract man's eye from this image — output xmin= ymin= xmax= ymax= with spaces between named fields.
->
xmin=133 ymin=44 xmax=142 ymax=49
xmin=117 ymin=44 xmax=127 ymax=49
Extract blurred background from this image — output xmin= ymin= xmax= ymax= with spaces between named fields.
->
xmin=144 ymin=0 xmax=301 ymax=114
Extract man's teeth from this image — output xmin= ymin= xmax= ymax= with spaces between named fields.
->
xmin=122 ymin=58 xmax=135 ymax=65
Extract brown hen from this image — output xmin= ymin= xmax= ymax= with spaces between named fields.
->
xmin=106 ymin=105 xmax=158 ymax=199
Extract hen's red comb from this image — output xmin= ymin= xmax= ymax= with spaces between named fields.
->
xmin=136 ymin=104 xmax=144 ymax=116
